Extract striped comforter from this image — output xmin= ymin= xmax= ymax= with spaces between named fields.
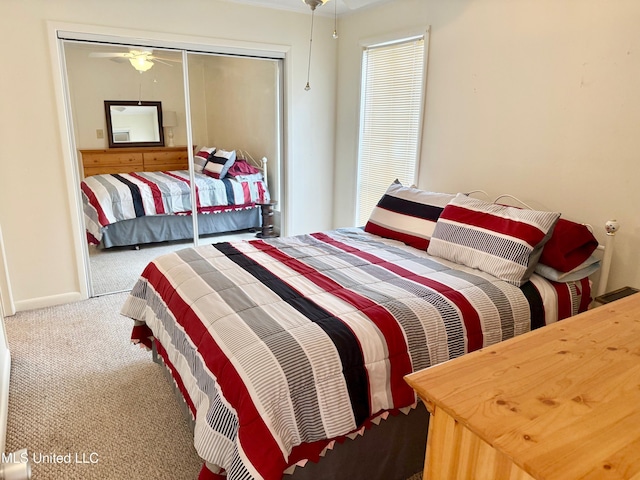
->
xmin=81 ymin=170 xmax=269 ymax=245
xmin=121 ymin=228 xmax=590 ymax=480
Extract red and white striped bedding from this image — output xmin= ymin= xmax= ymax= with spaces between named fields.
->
xmin=81 ymin=170 xmax=269 ymax=245
xmin=121 ymin=228 xmax=591 ymax=480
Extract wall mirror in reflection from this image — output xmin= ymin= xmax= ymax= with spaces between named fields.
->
xmin=104 ymin=100 xmax=164 ymax=148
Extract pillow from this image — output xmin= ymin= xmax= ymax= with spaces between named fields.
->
xmin=538 ymin=218 xmax=599 ymax=272
xmin=534 ymin=254 xmax=600 ymax=282
xmin=194 ymin=147 xmax=216 ymax=173
xmin=203 ymin=149 xmax=236 ymax=179
xmin=227 ymin=159 xmax=261 ymax=177
xmin=364 ymin=180 xmax=456 ymax=250
xmin=427 ymin=194 xmax=560 ymax=286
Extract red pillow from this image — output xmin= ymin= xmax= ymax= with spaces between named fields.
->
xmin=227 ymin=159 xmax=261 ymax=176
xmin=539 ymin=218 xmax=598 ymax=272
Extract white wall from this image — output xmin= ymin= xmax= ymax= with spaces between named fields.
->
xmin=65 ymin=44 xmax=187 ymax=150
xmin=0 ymin=0 xmax=337 ymax=310
xmin=335 ymin=0 xmax=640 ymax=292
xmin=203 ymin=56 xmax=281 ymax=199
xmin=4 ymin=0 xmax=638 ymax=309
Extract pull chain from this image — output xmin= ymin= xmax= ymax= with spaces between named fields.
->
xmin=305 ymin=9 xmax=315 ymax=91
xmin=333 ymin=0 xmax=338 ymax=39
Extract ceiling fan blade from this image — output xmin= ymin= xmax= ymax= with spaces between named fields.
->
xmin=152 ymin=56 xmax=182 ymax=63
xmin=89 ymin=52 xmax=128 ymax=58
xmin=152 ymin=58 xmax=175 ymax=67
xmin=109 ymin=57 xmax=129 ymax=64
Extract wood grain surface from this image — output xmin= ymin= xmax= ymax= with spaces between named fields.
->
xmin=405 ymin=293 xmax=640 ymax=480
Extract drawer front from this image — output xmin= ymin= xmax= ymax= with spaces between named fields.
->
xmin=83 ymin=164 xmax=144 ymax=177
xmin=143 ymin=150 xmax=189 ymax=171
xmin=82 ymin=152 xmax=143 ymax=167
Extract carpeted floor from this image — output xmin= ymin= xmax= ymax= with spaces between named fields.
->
xmin=88 ymin=242 xmax=192 ymax=296
xmin=89 ymin=231 xmax=257 ymax=296
xmin=4 ymin=269 xmax=425 ymax=479
xmin=4 ymin=293 xmax=202 ymax=479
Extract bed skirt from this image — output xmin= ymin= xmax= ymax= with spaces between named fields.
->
xmin=152 ymin=340 xmax=428 ymax=480
xmin=284 ymin=403 xmax=428 ymax=480
xmin=99 ymin=207 xmax=261 ymax=248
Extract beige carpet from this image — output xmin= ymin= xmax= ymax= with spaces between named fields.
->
xmin=88 ymin=242 xmax=192 ymax=296
xmin=4 ymin=293 xmax=201 ymax=480
xmin=4 ymin=290 xmax=424 ymax=480
xmin=89 ymin=231 xmax=257 ymax=296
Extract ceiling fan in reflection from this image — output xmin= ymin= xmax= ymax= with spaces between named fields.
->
xmin=89 ymin=49 xmax=181 ymax=72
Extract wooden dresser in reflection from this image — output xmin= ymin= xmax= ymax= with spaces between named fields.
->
xmin=79 ymin=146 xmax=189 ymax=177
xmin=405 ymin=293 xmax=640 ymax=480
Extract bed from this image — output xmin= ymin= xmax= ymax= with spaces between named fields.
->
xmin=81 ymin=147 xmax=270 ymax=248
xmin=120 ymin=182 xmax=615 ymax=480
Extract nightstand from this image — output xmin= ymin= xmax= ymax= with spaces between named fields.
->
xmin=256 ymin=201 xmax=278 ymax=239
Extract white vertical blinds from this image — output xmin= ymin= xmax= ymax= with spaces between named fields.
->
xmin=356 ymin=36 xmax=426 ymax=227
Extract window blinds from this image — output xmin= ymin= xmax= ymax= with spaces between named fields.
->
xmin=356 ymin=37 xmax=426 ymax=227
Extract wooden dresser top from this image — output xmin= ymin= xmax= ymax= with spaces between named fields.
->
xmin=79 ymin=146 xmax=188 ymax=154
xmin=405 ymin=293 xmax=640 ymax=480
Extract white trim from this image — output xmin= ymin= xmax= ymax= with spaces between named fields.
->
xmin=182 ymin=50 xmax=201 ymax=248
xmin=48 ymin=28 xmax=92 ymax=300
xmin=47 ymin=21 xmax=291 ymax=295
xmin=13 ymin=292 xmax=85 ymax=313
xmin=415 ymin=27 xmax=430 ymax=188
xmin=0 ymin=226 xmax=15 ymax=317
xmin=53 ymin=22 xmax=288 ymax=59
xmin=359 ymin=26 xmax=429 ymax=49
xmin=279 ymin=56 xmax=292 ymax=237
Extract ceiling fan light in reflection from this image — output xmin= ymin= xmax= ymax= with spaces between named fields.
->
xmin=129 ymin=57 xmax=154 ymax=72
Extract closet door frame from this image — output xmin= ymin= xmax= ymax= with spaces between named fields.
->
xmin=48 ymin=21 xmax=290 ymax=300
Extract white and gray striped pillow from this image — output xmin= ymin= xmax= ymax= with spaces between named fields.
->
xmin=427 ymin=194 xmax=560 ymax=286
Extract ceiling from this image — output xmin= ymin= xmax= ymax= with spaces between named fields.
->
xmin=221 ymin=0 xmax=395 ymax=16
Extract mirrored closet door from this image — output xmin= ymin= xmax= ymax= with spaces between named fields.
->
xmin=186 ymin=52 xmax=282 ymax=247
xmin=61 ymin=39 xmax=284 ymax=297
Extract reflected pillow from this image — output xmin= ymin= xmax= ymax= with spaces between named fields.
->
xmin=227 ymin=159 xmax=261 ymax=176
xmin=204 ymin=149 xmax=236 ymax=179
xmin=194 ymin=147 xmax=216 ymax=173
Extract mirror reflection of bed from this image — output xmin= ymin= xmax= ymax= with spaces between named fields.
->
xmin=62 ymin=41 xmax=283 ymax=297
xmin=80 ymin=146 xmax=272 ymax=295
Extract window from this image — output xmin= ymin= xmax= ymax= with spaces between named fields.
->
xmin=356 ymin=34 xmax=427 ymax=226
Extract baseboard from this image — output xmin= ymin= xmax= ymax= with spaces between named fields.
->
xmin=0 ymin=225 xmax=15 ymax=317
xmin=13 ymin=292 xmax=86 ymax=313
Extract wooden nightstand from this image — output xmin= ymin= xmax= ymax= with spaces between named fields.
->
xmin=256 ymin=201 xmax=278 ymax=239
